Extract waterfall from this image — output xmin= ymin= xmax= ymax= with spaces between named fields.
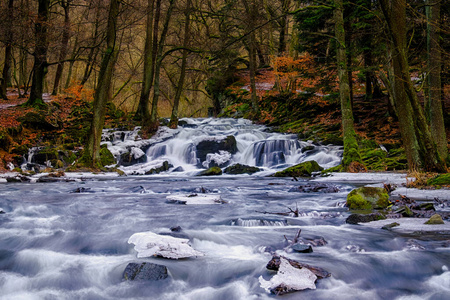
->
xmin=102 ymin=118 xmax=342 ymax=175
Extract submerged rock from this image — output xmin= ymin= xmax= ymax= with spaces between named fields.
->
xmin=289 ymin=183 xmax=339 ymax=193
xmin=123 ymin=262 xmax=168 ymax=281
xmin=424 ymin=214 xmax=445 ymax=225
xmin=346 ymin=213 xmax=386 ymax=224
xmin=197 ymin=166 xmax=222 ymax=176
xmin=128 ymin=231 xmax=204 ymax=259
xmin=6 ymin=175 xmax=31 ymax=183
xmin=291 ymin=243 xmax=313 ymax=253
xmin=0 ymin=208 xmax=5 ymax=214
xmin=259 ymin=257 xmax=317 ymax=295
xmin=382 ymin=222 xmax=400 ymax=230
xmin=224 ymin=163 xmax=261 ymax=175
xmin=346 ymin=187 xmax=390 ymax=210
xmin=271 ymin=161 xmax=323 ymax=178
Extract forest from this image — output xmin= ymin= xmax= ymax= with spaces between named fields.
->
xmin=0 ymin=0 xmax=449 ymax=176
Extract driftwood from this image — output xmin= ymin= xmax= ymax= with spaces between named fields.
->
xmin=256 ymin=204 xmax=299 ymax=217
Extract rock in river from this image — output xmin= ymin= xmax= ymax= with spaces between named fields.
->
xmin=271 ymin=160 xmax=323 ymax=177
xmin=123 ymin=262 xmax=168 ymax=281
xmin=346 ymin=186 xmax=390 ymax=210
xmin=128 ymin=231 xmax=204 ymax=259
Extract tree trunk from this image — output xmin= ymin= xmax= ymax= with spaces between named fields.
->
xmin=26 ymin=0 xmax=50 ymax=107
xmin=335 ymin=0 xmax=360 ymax=168
xmin=81 ymin=0 xmax=120 ymax=168
xmin=135 ymin=0 xmax=156 ymax=121
xmin=147 ymin=0 xmax=177 ymax=133
xmin=169 ymin=0 xmax=191 ymax=129
xmin=426 ymin=0 xmax=447 ymax=161
xmin=380 ymin=0 xmax=446 ymax=172
xmin=52 ymin=0 xmax=71 ymax=95
xmin=1 ymin=0 xmax=14 ymax=99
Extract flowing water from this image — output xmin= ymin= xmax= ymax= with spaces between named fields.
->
xmin=1 ymin=118 xmax=450 ymax=300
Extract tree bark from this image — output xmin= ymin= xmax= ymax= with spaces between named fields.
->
xmin=169 ymin=0 xmax=192 ymax=129
xmin=135 ymin=0 xmax=156 ymax=121
xmin=25 ymin=0 xmax=50 ymax=107
xmin=52 ymin=0 xmax=71 ymax=95
xmin=426 ymin=0 xmax=447 ymax=161
xmin=380 ymin=0 xmax=446 ymax=172
xmin=82 ymin=0 xmax=120 ymax=168
xmin=147 ymin=0 xmax=177 ymax=133
xmin=335 ymin=0 xmax=359 ymax=168
xmin=1 ymin=0 xmax=14 ymax=99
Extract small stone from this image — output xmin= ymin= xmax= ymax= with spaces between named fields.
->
xmin=170 ymin=226 xmax=182 ymax=232
xmin=381 ymin=222 xmax=400 ymax=230
xmin=291 ymin=243 xmax=313 ymax=253
xmin=123 ymin=262 xmax=168 ymax=281
xmin=424 ymin=214 xmax=445 ymax=225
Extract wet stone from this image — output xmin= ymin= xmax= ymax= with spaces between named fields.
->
xmin=345 ymin=213 xmax=386 ymax=224
xmin=291 ymin=243 xmax=313 ymax=253
xmin=381 ymin=222 xmax=400 ymax=230
xmin=123 ymin=262 xmax=168 ymax=281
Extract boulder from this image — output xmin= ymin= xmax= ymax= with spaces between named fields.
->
xmin=271 ymin=161 xmax=323 ymax=178
xmin=197 ymin=166 xmax=222 ymax=176
xmin=266 ymin=255 xmax=331 ymax=279
xmin=346 ymin=187 xmax=390 ymax=210
xmin=128 ymin=231 xmax=204 ymax=259
xmin=346 ymin=213 xmax=386 ymax=224
xmin=119 ymin=147 xmax=147 ymax=166
xmin=123 ymin=262 xmax=168 ymax=281
xmin=259 ymin=257 xmax=317 ymax=295
xmin=196 ymin=136 xmax=237 ymax=166
xmin=224 ymin=164 xmax=261 ymax=175
xmin=424 ymin=214 xmax=445 ymax=225
xmin=144 ymin=161 xmax=172 ymax=175
xmin=18 ymin=111 xmax=60 ymax=130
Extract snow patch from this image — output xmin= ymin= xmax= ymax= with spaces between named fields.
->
xmin=128 ymin=231 xmax=205 ymax=259
xmin=259 ymin=257 xmax=317 ymax=294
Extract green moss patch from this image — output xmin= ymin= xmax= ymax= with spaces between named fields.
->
xmin=346 ymin=187 xmax=391 ymax=210
xmin=427 ymin=173 xmax=450 ymax=186
xmin=272 ymin=160 xmax=323 ymax=177
xmin=197 ymin=166 xmax=223 ymax=176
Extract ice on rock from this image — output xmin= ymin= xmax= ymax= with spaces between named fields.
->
xmin=259 ymin=257 xmax=317 ymax=294
xmin=166 ymin=194 xmax=226 ymax=205
xmin=128 ymin=231 xmax=204 ymax=259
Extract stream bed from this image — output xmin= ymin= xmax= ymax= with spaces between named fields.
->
xmin=1 ymin=173 xmax=449 ymax=300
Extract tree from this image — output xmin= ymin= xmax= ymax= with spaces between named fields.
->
xmin=1 ymin=0 xmax=14 ymax=100
xmin=81 ymin=0 xmax=120 ymax=167
xmin=380 ymin=0 xmax=446 ymax=172
xmin=426 ymin=0 xmax=447 ymax=161
xmin=52 ymin=0 xmax=72 ymax=95
xmin=335 ymin=0 xmax=360 ymax=168
xmin=169 ymin=0 xmax=192 ymax=128
xmin=146 ymin=0 xmax=177 ymax=133
xmin=25 ymin=0 xmax=50 ymax=107
xmin=134 ymin=0 xmax=157 ymax=122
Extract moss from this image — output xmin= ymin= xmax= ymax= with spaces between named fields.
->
xmin=346 ymin=187 xmax=391 ymax=210
xmin=427 ymin=173 xmax=450 ymax=186
xmin=99 ymin=145 xmax=116 ymax=167
xmin=424 ymin=214 xmax=445 ymax=225
xmin=347 ymin=193 xmax=372 ymax=210
xmin=197 ymin=166 xmax=223 ymax=176
xmin=272 ymin=160 xmax=323 ymax=177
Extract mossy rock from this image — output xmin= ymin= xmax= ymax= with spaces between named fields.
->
xmin=197 ymin=166 xmax=222 ymax=176
xmin=346 ymin=187 xmax=390 ymax=210
xmin=224 ymin=164 xmax=261 ymax=175
xmin=99 ymin=145 xmax=116 ymax=166
xmin=272 ymin=160 xmax=323 ymax=177
xmin=427 ymin=173 xmax=450 ymax=186
xmin=424 ymin=214 xmax=444 ymax=225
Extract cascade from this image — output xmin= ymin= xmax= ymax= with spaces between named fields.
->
xmin=103 ymin=118 xmax=342 ymax=175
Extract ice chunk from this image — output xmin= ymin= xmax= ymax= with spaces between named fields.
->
xmin=259 ymin=257 xmax=317 ymax=294
xmin=128 ymin=231 xmax=204 ymax=259
xmin=166 ymin=194 xmax=226 ymax=205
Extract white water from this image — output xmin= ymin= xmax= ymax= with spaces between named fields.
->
xmin=2 ymin=119 xmax=450 ymax=300
xmin=102 ymin=118 xmax=342 ymax=175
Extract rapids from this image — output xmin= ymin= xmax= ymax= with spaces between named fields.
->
xmin=1 ymin=118 xmax=449 ymax=300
